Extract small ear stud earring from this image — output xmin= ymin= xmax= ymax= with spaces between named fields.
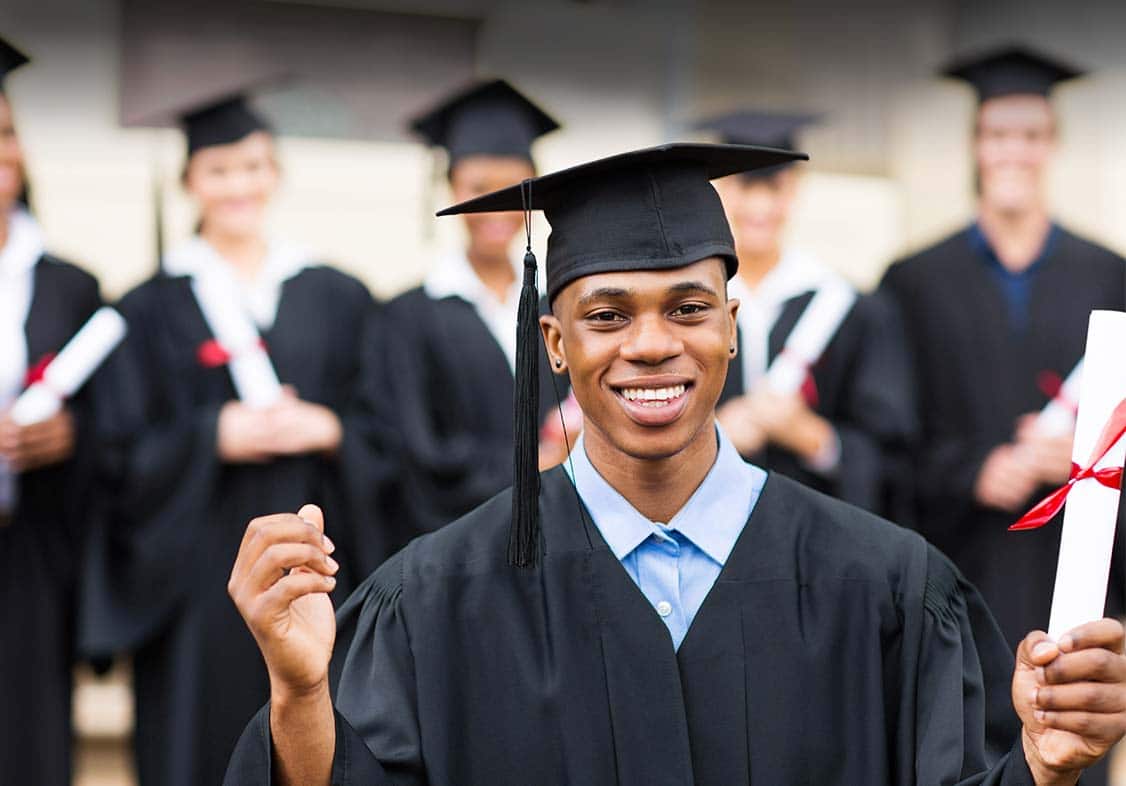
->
xmin=554 ymin=359 xmax=563 ymax=368
xmin=729 ymin=346 xmax=736 ymax=355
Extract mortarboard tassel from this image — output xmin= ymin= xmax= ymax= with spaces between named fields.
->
xmin=508 ymin=178 xmax=541 ymax=567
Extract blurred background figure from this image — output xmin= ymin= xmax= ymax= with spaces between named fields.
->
xmin=381 ymin=78 xmax=576 ymax=540
xmin=881 ymin=49 xmax=1126 ymax=784
xmin=0 ymin=36 xmax=103 ymax=786
xmin=80 ymin=86 xmax=391 ymax=786
xmin=705 ymin=111 xmax=916 ymax=519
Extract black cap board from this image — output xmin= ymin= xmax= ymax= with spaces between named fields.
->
xmin=695 ymin=110 xmax=819 ymax=152
xmin=439 ymin=142 xmax=806 ymax=301
xmin=0 ymin=37 xmax=30 ymax=90
xmin=410 ymin=78 xmax=559 ymax=167
xmin=439 ymin=142 xmax=808 ymax=567
xmin=181 ymin=94 xmax=272 ymax=156
xmin=694 ymin=110 xmax=818 ymax=179
xmin=943 ymin=44 xmax=1086 ymax=103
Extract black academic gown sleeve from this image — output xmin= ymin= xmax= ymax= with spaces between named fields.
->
xmin=227 ymin=472 xmax=1049 ymax=786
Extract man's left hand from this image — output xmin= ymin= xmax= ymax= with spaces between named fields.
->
xmin=1014 ymin=619 xmax=1126 ymax=785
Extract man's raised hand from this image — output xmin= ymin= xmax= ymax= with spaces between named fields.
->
xmin=228 ymin=504 xmax=338 ymax=700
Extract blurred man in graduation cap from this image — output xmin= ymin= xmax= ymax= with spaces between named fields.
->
xmin=82 ymin=82 xmax=393 ymax=786
xmin=380 ymin=78 xmax=576 ymax=543
xmin=227 ymin=142 xmax=1126 ymax=786
xmin=881 ymin=47 xmax=1126 ymax=663
xmin=0 ymin=37 xmax=104 ymax=786
xmin=700 ymin=111 xmax=915 ymax=519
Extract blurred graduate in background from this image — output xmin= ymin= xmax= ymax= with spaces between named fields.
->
xmin=80 ymin=84 xmax=394 ymax=786
xmin=0 ymin=37 xmax=103 ymax=786
xmin=381 ymin=78 xmax=577 ymax=539
xmin=880 ymin=52 xmax=1126 ymax=763
xmin=702 ymin=111 xmax=916 ymax=518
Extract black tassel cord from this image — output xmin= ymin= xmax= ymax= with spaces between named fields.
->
xmin=509 ymin=178 xmax=542 ymax=567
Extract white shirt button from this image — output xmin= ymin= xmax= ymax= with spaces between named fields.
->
xmin=656 ymin=601 xmax=673 ymax=618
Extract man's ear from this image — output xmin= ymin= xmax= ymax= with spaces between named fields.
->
xmin=539 ymin=314 xmax=567 ymax=374
xmin=725 ymin=296 xmax=740 ymax=355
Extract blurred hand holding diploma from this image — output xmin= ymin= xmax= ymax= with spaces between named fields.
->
xmin=1008 ymin=311 xmax=1126 ymax=783
xmin=0 ymin=307 xmax=125 ymax=476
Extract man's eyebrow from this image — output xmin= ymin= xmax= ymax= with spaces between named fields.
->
xmin=576 ymin=287 xmax=633 ymax=307
xmin=667 ymin=281 xmax=720 ymax=297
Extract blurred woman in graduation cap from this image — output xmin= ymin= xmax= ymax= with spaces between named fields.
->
xmin=880 ymin=46 xmax=1126 ymax=720
xmin=81 ymin=84 xmax=393 ymax=786
xmin=700 ymin=111 xmax=915 ymax=518
xmin=382 ymin=78 xmax=577 ymax=538
xmin=0 ymin=37 xmax=103 ymax=786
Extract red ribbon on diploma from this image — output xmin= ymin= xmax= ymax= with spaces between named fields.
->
xmin=24 ymin=352 xmax=56 ymax=388
xmin=197 ymin=338 xmax=267 ymax=369
xmin=1010 ymin=397 xmax=1126 ymax=531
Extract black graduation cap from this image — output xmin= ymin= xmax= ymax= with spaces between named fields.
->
xmin=0 ymin=37 xmax=30 ymax=90
xmin=439 ymin=142 xmax=808 ymax=567
xmin=942 ymin=44 xmax=1086 ymax=103
xmin=181 ymin=94 xmax=273 ymax=156
xmin=695 ymin=110 xmax=819 ymax=151
xmin=694 ymin=110 xmax=819 ymax=180
xmin=410 ymin=78 xmax=559 ymax=167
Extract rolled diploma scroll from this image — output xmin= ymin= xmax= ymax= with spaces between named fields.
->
xmin=1037 ymin=359 xmax=1083 ymax=437
xmin=1047 ymin=311 xmax=1126 ymax=639
xmin=763 ymin=280 xmax=857 ymax=395
xmin=9 ymin=307 xmax=128 ymax=426
xmin=191 ymin=273 xmax=282 ymax=409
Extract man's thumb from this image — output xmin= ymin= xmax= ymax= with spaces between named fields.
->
xmin=298 ymin=503 xmax=325 ymax=535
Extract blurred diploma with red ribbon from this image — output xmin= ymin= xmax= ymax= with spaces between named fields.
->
xmin=1010 ymin=310 xmax=1126 ymax=639
xmin=9 ymin=306 xmax=127 ymax=425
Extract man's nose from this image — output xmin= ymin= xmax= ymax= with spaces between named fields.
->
xmin=619 ymin=314 xmax=683 ymax=365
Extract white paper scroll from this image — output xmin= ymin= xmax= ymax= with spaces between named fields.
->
xmin=9 ymin=307 xmax=127 ymax=426
xmin=1047 ymin=311 xmax=1126 ymax=639
xmin=1037 ymin=359 xmax=1083 ymax=437
xmin=763 ymin=280 xmax=857 ymax=395
xmin=191 ymin=273 xmax=282 ymax=409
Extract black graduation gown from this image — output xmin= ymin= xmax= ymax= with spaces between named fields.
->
xmin=227 ymin=469 xmax=1039 ymax=785
xmin=719 ymin=289 xmax=917 ymax=519
xmin=880 ymin=224 xmax=1126 ymax=650
xmin=0 ymin=256 xmax=100 ymax=786
xmin=81 ymin=265 xmax=396 ymax=786
xmin=381 ymin=287 xmax=567 ymax=537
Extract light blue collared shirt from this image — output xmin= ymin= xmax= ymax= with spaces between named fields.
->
xmin=565 ymin=426 xmax=767 ymax=650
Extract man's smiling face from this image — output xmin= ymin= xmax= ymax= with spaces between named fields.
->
xmin=541 ymin=257 xmax=738 ymax=462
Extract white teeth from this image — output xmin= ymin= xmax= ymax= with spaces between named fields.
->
xmin=619 ymin=384 xmax=687 ymax=404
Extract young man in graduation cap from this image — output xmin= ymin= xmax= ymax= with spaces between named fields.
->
xmin=380 ymin=78 xmax=576 ymax=548
xmin=881 ymin=47 xmax=1126 ymax=654
xmin=700 ymin=111 xmax=915 ymax=519
xmin=227 ymin=142 xmax=1126 ymax=785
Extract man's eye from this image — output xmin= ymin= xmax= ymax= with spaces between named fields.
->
xmin=673 ymin=303 xmax=707 ymax=316
xmin=588 ymin=311 xmax=623 ymax=322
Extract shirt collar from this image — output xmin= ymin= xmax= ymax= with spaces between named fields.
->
xmin=727 ymin=247 xmax=836 ymax=310
xmin=0 ymin=208 xmax=44 ymax=279
xmin=163 ymin=236 xmax=310 ymax=328
xmin=423 ymin=250 xmax=523 ymax=306
xmin=565 ymin=425 xmax=765 ymax=565
xmin=968 ymin=221 xmax=1058 ymax=279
